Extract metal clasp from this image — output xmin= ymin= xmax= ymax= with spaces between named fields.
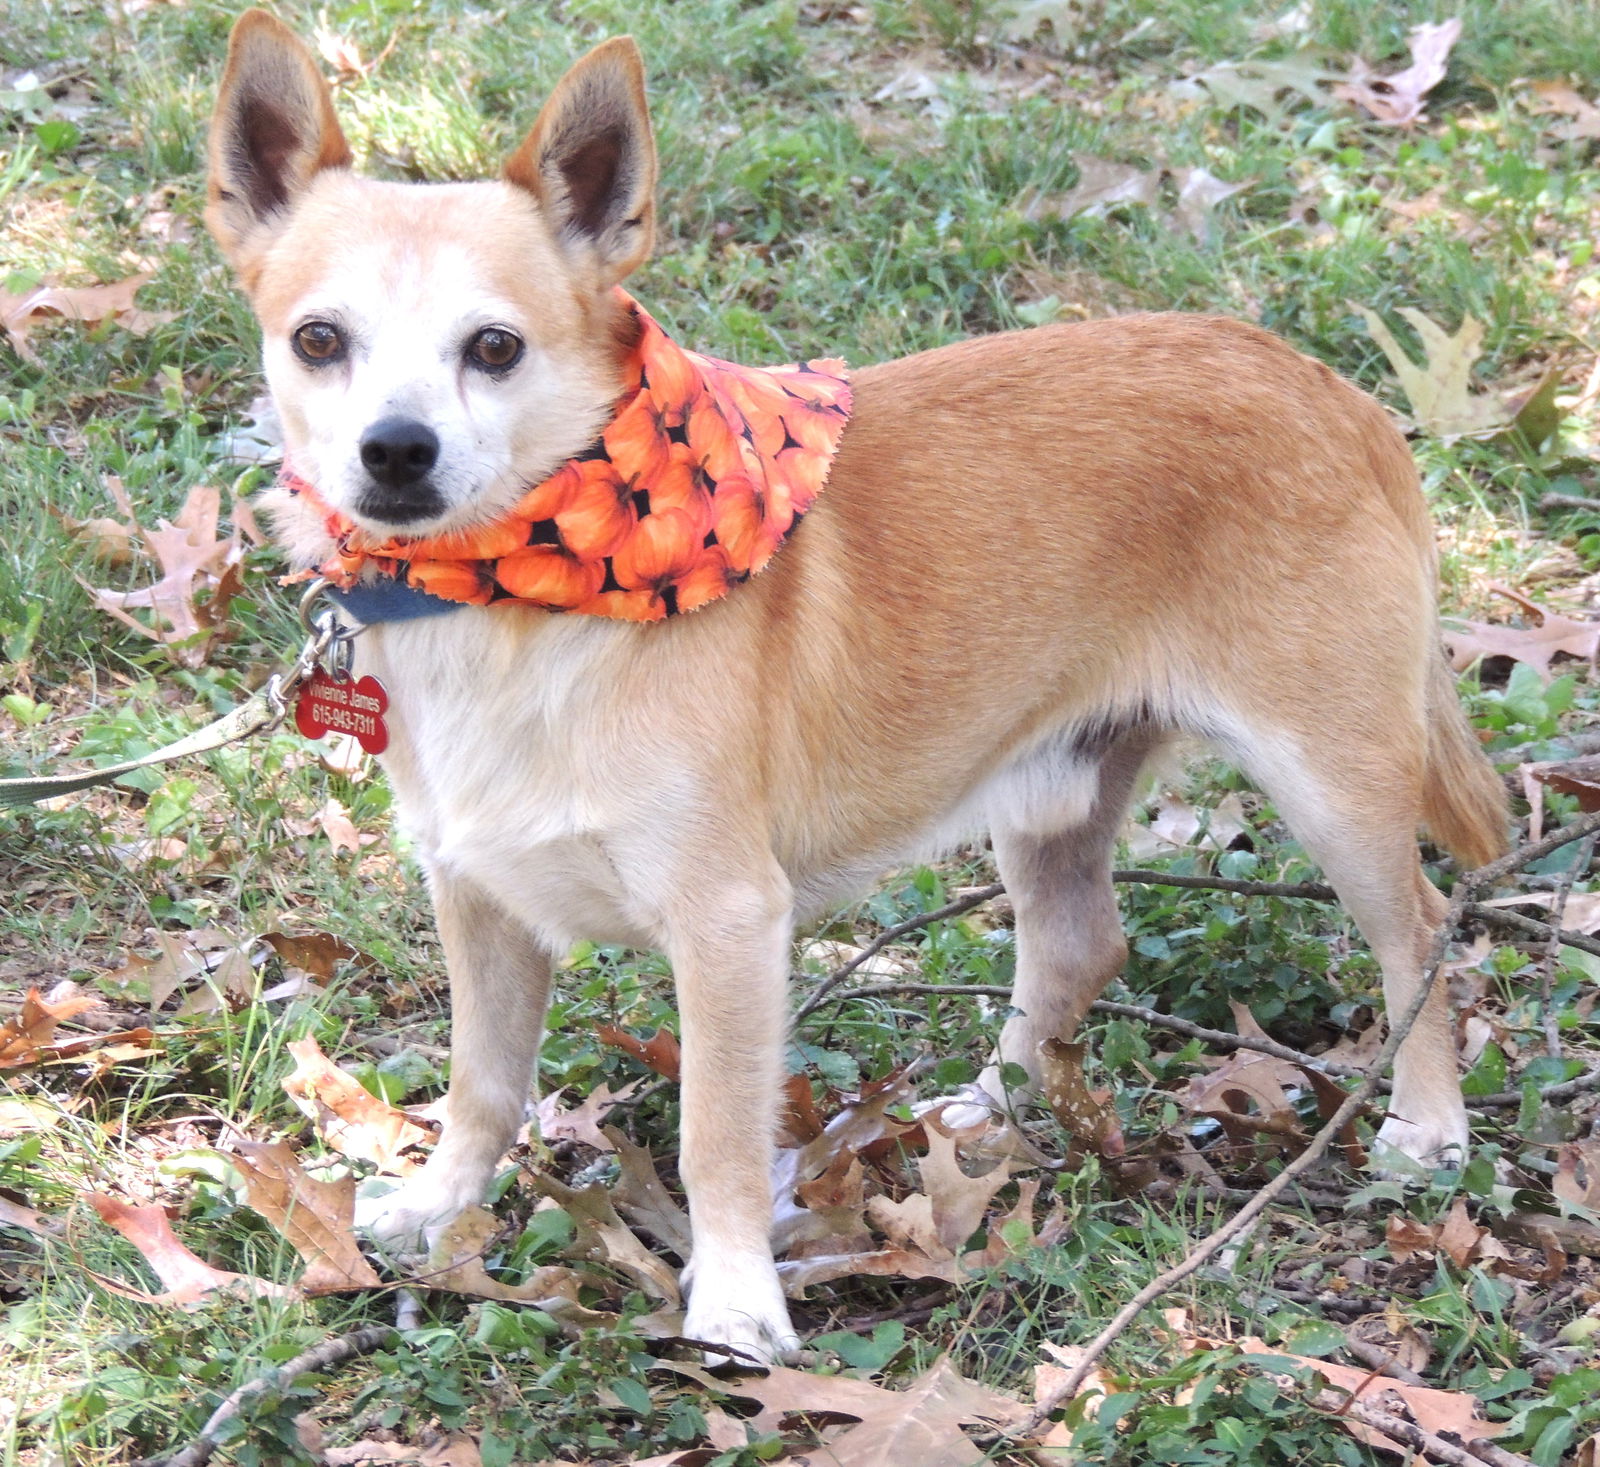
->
xmin=262 ymin=578 xmax=360 ymax=728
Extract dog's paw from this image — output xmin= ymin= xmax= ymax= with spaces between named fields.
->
xmin=1371 ymin=1106 xmax=1470 ymax=1177
xmin=916 ymin=1080 xmax=1005 ymax=1131
xmin=354 ymin=1179 xmax=472 ymax=1260
xmin=682 ymin=1256 xmax=799 ymax=1368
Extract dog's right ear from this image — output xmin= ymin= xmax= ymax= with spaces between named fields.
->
xmin=206 ymin=9 xmax=351 ymax=269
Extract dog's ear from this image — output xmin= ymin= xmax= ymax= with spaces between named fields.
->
xmin=206 ymin=9 xmax=351 ymax=267
xmin=504 ymin=37 xmax=657 ymax=287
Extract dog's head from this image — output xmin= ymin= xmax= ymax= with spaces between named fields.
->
xmin=206 ymin=10 xmax=656 ymax=547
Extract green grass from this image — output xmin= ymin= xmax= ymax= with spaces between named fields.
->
xmin=3 ymin=0 xmax=1600 ymax=1461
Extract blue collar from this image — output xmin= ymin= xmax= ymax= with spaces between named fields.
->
xmin=329 ymin=579 xmax=463 ymax=625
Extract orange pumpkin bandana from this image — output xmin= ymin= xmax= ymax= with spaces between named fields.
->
xmin=282 ymin=292 xmax=852 ymax=622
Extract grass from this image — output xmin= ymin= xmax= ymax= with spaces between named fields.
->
xmin=3 ymin=0 xmax=1600 ymax=1462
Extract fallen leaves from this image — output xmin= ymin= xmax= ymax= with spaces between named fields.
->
xmin=282 ymin=1035 xmax=434 ymax=1174
xmin=1356 ymin=306 xmax=1514 ymax=440
xmin=1024 ymin=156 xmax=1249 ymax=244
xmin=1333 ymin=20 xmax=1463 ymax=127
xmin=1527 ymin=79 xmax=1600 ymax=142
xmin=671 ymin=1354 xmax=1028 ymax=1467
xmin=1 ymin=271 xmax=175 ymax=362
xmin=232 ymin=1140 xmax=384 ymax=1294
xmin=87 ymin=1193 xmax=290 ymax=1307
xmin=79 ymin=482 xmax=253 ymax=668
xmin=1442 ymin=583 xmax=1600 ymax=681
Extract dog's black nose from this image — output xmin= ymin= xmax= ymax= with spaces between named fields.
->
xmin=360 ymin=417 xmax=440 ymax=489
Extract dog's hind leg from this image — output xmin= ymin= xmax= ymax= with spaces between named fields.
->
xmin=1221 ymin=717 xmax=1468 ymax=1167
xmin=662 ymin=863 xmax=798 ymax=1365
xmin=949 ymin=728 xmax=1162 ymax=1122
xmin=356 ymin=872 xmax=554 ymax=1252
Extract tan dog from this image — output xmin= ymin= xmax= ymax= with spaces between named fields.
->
xmin=208 ymin=10 xmax=1507 ymax=1362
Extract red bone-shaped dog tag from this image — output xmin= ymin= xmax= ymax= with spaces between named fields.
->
xmin=295 ymin=668 xmax=390 ymax=755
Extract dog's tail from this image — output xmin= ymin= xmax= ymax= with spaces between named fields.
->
xmin=1421 ymin=652 xmax=1509 ymax=870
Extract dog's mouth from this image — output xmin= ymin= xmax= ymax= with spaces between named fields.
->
xmin=353 ymin=484 xmax=449 ymax=529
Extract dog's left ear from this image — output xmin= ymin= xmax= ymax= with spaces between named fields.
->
xmin=504 ymin=37 xmax=657 ymax=287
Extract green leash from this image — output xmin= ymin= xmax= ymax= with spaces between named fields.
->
xmin=0 ymin=582 xmax=342 ymax=811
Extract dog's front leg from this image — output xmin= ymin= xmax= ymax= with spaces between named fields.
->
xmin=357 ymin=871 xmax=553 ymax=1254
xmin=668 ymin=879 xmax=798 ymax=1365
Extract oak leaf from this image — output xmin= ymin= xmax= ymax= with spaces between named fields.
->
xmin=231 ymin=1139 xmax=382 ymax=1293
xmin=0 ymin=987 xmax=98 ymax=1067
xmin=1356 ymin=306 xmax=1511 ymax=439
xmin=1442 ymin=585 xmax=1600 ymax=681
xmin=1333 ymin=19 xmax=1462 ymax=127
xmin=1527 ymin=79 xmax=1600 ymax=142
xmin=1 ymin=271 xmax=175 ymax=362
xmin=596 ymin=1023 xmax=682 ymax=1081
xmin=86 ymin=1192 xmax=288 ymax=1307
xmin=282 ymin=1035 xmax=433 ymax=1173
xmin=409 ymin=1205 xmax=602 ymax=1323
xmin=80 ymin=483 xmax=249 ymax=668
xmin=677 ymin=1355 xmax=1027 ymax=1467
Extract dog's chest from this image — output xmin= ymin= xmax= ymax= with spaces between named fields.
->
xmin=350 ymin=611 xmax=667 ymax=950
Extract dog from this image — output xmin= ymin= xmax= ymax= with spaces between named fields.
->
xmin=207 ymin=10 xmax=1508 ymax=1363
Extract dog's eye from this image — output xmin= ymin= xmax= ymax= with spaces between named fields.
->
xmin=466 ymin=327 xmax=524 ymax=372
xmin=292 ymin=321 xmax=344 ymax=364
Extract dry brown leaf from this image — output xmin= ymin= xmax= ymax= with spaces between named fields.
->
xmin=1555 ymin=1140 xmax=1600 ymax=1209
xmin=1443 ymin=585 xmax=1600 ymax=680
xmin=1184 ymin=1046 xmax=1306 ymax=1139
xmin=1527 ymin=79 xmax=1600 ymax=141
xmin=525 ymin=1174 xmax=681 ymax=1305
xmin=1333 ymin=19 xmax=1462 ymax=126
xmin=607 ymin=1129 xmax=694 ymax=1258
xmin=1025 ymin=154 xmax=1162 ymax=222
xmin=0 ymin=1194 xmax=61 ymax=1237
xmin=410 ymin=1205 xmax=603 ymax=1323
xmin=261 ymin=929 xmax=369 ymax=981
xmin=317 ymin=796 xmax=372 ymax=854
xmin=87 ymin=1192 xmax=288 ymax=1307
xmin=1171 ymin=165 xmax=1249 ymax=244
xmin=1435 ymin=1196 xmax=1490 ymax=1269
xmin=80 ymin=484 xmax=249 ymax=668
xmin=1 ymin=272 xmax=175 ymax=361
xmin=595 ymin=1024 xmax=681 ymax=1081
xmin=0 ymin=987 xmax=98 ymax=1068
xmin=232 ymin=1139 xmax=383 ymax=1293
xmin=679 ymin=1355 xmax=1027 ymax=1466
xmin=1129 ymin=789 xmax=1250 ymax=858
xmin=282 ymin=1035 xmax=433 ymax=1174
xmin=1038 ymin=1037 xmax=1125 ymax=1160
xmin=532 ymin=1078 xmax=640 ymax=1151
xmin=1386 ymin=1212 xmax=1439 ymax=1263
xmin=326 ymin=1433 xmax=483 ymax=1466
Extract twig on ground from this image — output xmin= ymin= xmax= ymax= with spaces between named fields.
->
xmin=798 ymin=871 xmax=1600 ymax=1021
xmin=1308 ymin=1388 xmax=1535 ymax=1467
xmin=1006 ymin=810 xmax=1600 ymax=1443
xmin=1540 ymin=492 xmax=1600 ymax=514
xmin=145 ymin=1324 xmax=395 ymax=1467
xmin=1340 ymin=1338 xmax=1430 ymax=1388
xmin=793 ymin=882 xmax=1004 ymax=1020
xmin=815 ymin=982 xmax=1600 ymax=1109
xmin=1535 ymin=834 xmax=1596 ymax=1058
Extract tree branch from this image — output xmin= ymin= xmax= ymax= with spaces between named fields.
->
xmin=145 ymin=1324 xmax=395 ymax=1467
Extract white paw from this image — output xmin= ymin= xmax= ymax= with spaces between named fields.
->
xmin=1372 ymin=1104 xmax=1470 ymax=1175
xmin=916 ymin=1079 xmax=1006 ymax=1131
xmin=354 ymin=1179 xmax=475 ymax=1259
xmin=682 ymin=1255 xmax=799 ymax=1367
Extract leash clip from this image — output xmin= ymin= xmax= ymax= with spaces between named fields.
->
xmin=263 ymin=578 xmax=349 ymax=727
